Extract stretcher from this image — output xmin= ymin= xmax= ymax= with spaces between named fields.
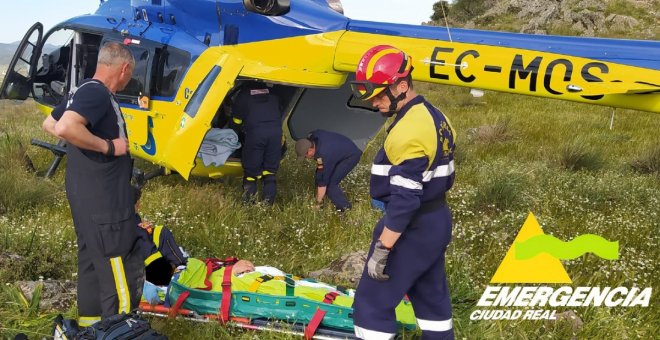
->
xmin=138 ymin=302 xmax=359 ymax=339
xmin=137 ymin=258 xmax=417 ymax=339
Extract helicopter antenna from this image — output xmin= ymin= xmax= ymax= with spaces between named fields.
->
xmin=440 ymin=1 xmax=453 ymax=42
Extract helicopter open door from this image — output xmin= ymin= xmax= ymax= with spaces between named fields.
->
xmin=161 ymin=50 xmax=243 ymax=179
xmin=287 ymin=75 xmax=387 ymax=151
xmin=0 ymin=23 xmax=43 ymax=100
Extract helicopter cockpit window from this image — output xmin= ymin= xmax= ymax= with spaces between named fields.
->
xmin=152 ymin=47 xmax=190 ymax=98
xmin=116 ymin=47 xmax=149 ymax=104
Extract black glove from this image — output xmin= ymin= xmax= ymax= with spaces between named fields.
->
xmin=367 ymin=241 xmax=391 ymax=281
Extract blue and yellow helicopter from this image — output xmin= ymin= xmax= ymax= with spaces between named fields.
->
xmin=1 ymin=0 xmax=658 ymax=180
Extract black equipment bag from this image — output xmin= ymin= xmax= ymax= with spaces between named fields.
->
xmin=66 ymin=313 xmax=167 ymax=340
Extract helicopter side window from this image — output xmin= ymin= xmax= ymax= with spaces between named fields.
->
xmin=152 ymin=46 xmax=190 ymax=98
xmin=32 ymin=28 xmax=76 ymax=106
xmin=116 ymin=46 xmax=150 ymax=105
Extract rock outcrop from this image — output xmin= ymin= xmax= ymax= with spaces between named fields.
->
xmin=445 ymin=0 xmax=657 ymax=39
xmin=308 ymin=251 xmax=367 ymax=285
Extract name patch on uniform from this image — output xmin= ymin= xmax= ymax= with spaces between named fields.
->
xmin=250 ymin=89 xmax=269 ymax=95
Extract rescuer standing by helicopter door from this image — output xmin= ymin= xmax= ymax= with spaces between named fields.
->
xmin=231 ymin=81 xmax=285 ymax=205
xmin=42 ymin=42 xmax=144 ymax=326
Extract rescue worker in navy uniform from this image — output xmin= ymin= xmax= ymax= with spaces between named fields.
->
xmin=350 ymin=45 xmax=457 ymax=339
xmin=42 ymin=42 xmax=144 ymax=327
xmin=231 ymin=81 xmax=284 ymax=205
xmin=294 ymin=130 xmax=362 ymax=211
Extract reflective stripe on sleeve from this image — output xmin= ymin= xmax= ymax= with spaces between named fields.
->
xmin=372 ymin=161 xmax=454 ymax=182
xmin=390 ymin=175 xmax=422 ymax=190
xmin=417 ymin=317 xmax=453 ymax=332
xmin=421 ymin=161 xmax=455 ymax=182
xmin=371 ymin=164 xmax=391 ymax=176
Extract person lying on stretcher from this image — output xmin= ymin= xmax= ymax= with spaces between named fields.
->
xmin=133 ymin=187 xmax=415 ymax=327
xmin=131 ymin=186 xmax=255 ymax=296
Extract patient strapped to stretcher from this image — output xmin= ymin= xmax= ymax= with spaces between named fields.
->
xmin=133 ymin=187 xmax=417 ymax=336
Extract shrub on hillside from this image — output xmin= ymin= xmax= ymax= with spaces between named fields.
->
xmin=630 ymin=144 xmax=660 ymax=174
xmin=558 ymin=139 xmax=603 ymax=171
xmin=472 ymin=170 xmax=525 ymax=212
xmin=0 ymin=133 xmax=58 ymax=214
xmin=467 ymin=117 xmax=513 ymax=143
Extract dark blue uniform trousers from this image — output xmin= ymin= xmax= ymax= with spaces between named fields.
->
xmin=326 ymin=153 xmax=360 ymax=210
xmin=242 ymin=128 xmax=281 ymax=204
xmin=353 ymin=204 xmax=454 ymax=339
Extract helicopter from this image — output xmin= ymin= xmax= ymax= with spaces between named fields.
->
xmin=1 ymin=0 xmax=658 ymax=181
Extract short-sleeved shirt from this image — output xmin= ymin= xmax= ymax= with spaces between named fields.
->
xmin=51 ymin=79 xmax=122 ymax=162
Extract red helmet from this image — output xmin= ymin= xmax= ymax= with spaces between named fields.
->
xmin=351 ymin=45 xmax=413 ymax=100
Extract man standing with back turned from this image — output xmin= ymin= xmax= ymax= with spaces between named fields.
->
xmin=231 ymin=81 xmax=285 ymax=205
xmin=350 ymin=45 xmax=457 ymax=339
xmin=42 ymin=42 xmax=143 ymax=327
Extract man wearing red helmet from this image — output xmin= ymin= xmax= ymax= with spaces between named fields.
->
xmin=350 ymin=45 xmax=456 ymax=339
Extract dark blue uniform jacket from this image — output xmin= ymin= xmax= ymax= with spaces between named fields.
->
xmin=309 ymin=129 xmax=362 ymax=187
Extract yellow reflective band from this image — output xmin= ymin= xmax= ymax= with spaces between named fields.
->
xmin=262 ymin=170 xmax=275 ymax=176
xmin=153 ymin=225 xmax=163 ymax=249
xmin=110 ymin=257 xmax=131 ymax=314
xmin=246 ymin=177 xmax=257 ymax=181
xmin=257 ymin=175 xmax=263 ymax=180
xmin=144 ymin=251 xmax=163 ymax=266
xmin=232 ymin=117 xmax=243 ymax=124
xmin=366 ymin=48 xmax=401 ymax=81
xmin=78 ymin=316 xmax=101 ymax=327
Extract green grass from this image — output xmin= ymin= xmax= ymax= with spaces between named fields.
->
xmin=0 ymin=85 xmax=659 ymax=339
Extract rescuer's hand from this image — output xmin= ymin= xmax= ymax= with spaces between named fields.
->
xmin=367 ymin=241 xmax=390 ymax=281
xmin=112 ymin=138 xmax=129 ymax=156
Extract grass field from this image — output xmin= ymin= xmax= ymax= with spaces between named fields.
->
xmin=0 ymin=83 xmax=658 ymax=339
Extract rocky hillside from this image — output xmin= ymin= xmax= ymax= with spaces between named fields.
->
xmin=0 ymin=43 xmax=20 ymax=65
xmin=438 ymin=0 xmax=659 ymax=39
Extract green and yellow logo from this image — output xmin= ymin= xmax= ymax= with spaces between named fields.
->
xmin=491 ymin=213 xmax=619 ymax=284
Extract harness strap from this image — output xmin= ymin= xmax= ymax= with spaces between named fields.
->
xmin=248 ymin=274 xmax=274 ymax=292
xmin=202 ymin=257 xmax=238 ymax=291
xmin=203 ymin=260 xmax=215 ymax=291
xmin=323 ymin=292 xmax=339 ymax=304
xmin=247 ymin=274 xmax=301 ymax=293
xmin=168 ymin=290 xmax=190 ymax=319
xmin=305 ymin=292 xmax=340 ymax=339
xmin=220 ymin=264 xmax=234 ymax=324
xmin=285 ymin=274 xmax=295 ymax=297
xmin=304 ymin=309 xmax=326 ymax=340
